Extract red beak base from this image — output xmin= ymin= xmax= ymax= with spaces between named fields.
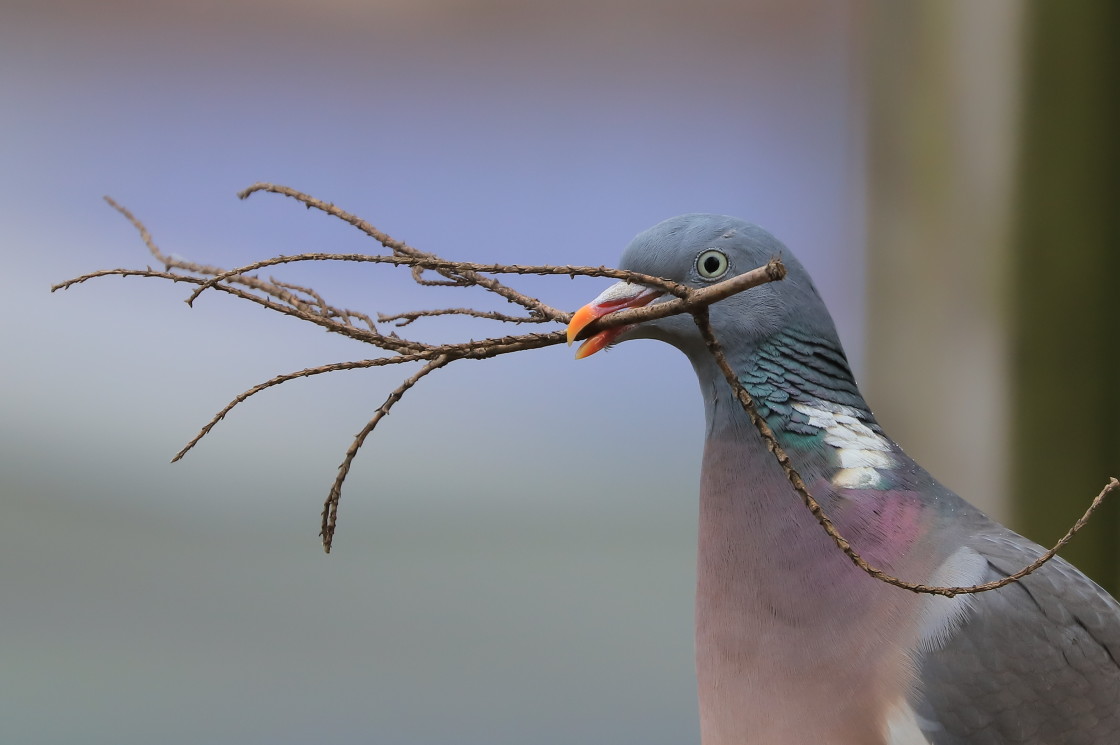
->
xmin=566 ymin=283 xmax=662 ymax=359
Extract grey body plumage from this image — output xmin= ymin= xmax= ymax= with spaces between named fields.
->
xmin=573 ymin=214 xmax=1120 ymax=744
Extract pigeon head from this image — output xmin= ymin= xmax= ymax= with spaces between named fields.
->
xmin=568 ymin=214 xmax=840 ymax=366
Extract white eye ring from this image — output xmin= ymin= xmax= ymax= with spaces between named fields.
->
xmin=696 ymin=249 xmax=730 ymax=280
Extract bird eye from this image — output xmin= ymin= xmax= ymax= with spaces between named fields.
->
xmin=696 ymin=249 xmax=730 ymax=280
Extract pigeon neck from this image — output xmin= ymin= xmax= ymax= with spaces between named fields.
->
xmin=691 ymin=329 xmax=931 ymax=744
xmin=696 ymin=327 xmax=884 ymax=486
xmin=740 ymin=327 xmax=873 ymax=433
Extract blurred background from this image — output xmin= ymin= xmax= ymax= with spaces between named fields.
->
xmin=1 ymin=1 xmax=1116 ymax=743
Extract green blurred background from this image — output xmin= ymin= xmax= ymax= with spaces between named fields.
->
xmin=1 ymin=1 xmax=1116 ymax=743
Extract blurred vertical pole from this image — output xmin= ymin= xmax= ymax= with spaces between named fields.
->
xmin=1011 ymin=1 xmax=1120 ymax=592
xmin=865 ymin=1 xmax=1022 ymax=521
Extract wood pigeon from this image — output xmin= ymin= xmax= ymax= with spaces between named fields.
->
xmin=566 ymin=214 xmax=1120 ymax=745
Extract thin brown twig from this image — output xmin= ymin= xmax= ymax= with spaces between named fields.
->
xmin=170 ymin=330 xmax=583 ymax=469
xmin=100 ymin=196 xmax=325 ymax=310
xmin=332 ymin=308 xmax=379 ymax=332
xmin=184 ymin=252 xmax=690 ymax=309
xmin=321 ymin=355 xmax=451 ymax=552
xmin=171 ymin=358 xmax=409 ymax=462
xmin=378 ymin=307 xmax=549 ymax=327
xmin=102 ymin=196 xmax=172 ymax=265
xmin=52 ymin=265 xmax=426 ymax=353
xmin=270 ymin=277 xmax=330 ymax=314
xmin=239 ymin=183 xmax=569 ymax=319
xmin=56 ymin=193 xmax=784 ymax=554
xmin=53 ymin=257 xmax=774 ymax=344
xmin=410 ymin=268 xmax=469 ymax=287
xmin=58 ymin=199 xmax=432 ymax=356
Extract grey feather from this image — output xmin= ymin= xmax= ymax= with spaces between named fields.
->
xmin=913 ymin=528 xmax=1120 ymax=744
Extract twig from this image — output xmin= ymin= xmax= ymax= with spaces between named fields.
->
xmin=52 ymin=265 xmax=422 ymax=352
xmin=184 ymin=252 xmax=690 ymax=309
xmin=270 ymin=277 xmax=330 ymax=314
xmin=171 ymin=358 xmax=414 ymax=463
xmin=378 ymin=307 xmax=549 ymax=327
xmin=57 ymin=192 xmax=773 ymax=551
xmin=98 ymin=197 xmax=327 ymax=311
xmin=321 ymin=355 xmax=451 ymax=552
xmin=238 ymin=183 xmax=571 ymax=319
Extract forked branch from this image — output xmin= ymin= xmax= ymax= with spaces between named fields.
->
xmin=53 ymin=187 xmax=780 ymax=552
xmin=53 ymin=184 xmax=1116 ymax=592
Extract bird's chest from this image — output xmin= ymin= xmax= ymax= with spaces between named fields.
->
xmin=694 ymin=436 xmax=932 ymax=744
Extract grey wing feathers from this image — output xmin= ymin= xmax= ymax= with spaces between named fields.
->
xmin=912 ymin=530 xmax=1120 ymax=744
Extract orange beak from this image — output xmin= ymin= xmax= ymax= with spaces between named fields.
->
xmin=566 ymin=282 xmax=663 ymax=359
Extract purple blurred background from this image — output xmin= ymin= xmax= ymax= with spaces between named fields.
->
xmin=0 ymin=2 xmax=968 ymax=743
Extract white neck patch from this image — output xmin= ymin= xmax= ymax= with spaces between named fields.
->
xmin=792 ymin=401 xmax=896 ymax=489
